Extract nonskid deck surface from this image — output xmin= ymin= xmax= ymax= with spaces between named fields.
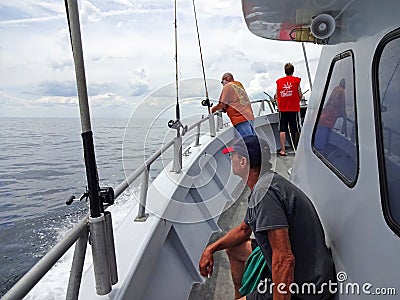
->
xmin=189 ymin=151 xmax=294 ymax=300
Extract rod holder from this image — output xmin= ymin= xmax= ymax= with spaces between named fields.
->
xmin=172 ymin=136 xmax=182 ymax=173
xmin=104 ymin=212 xmax=118 ymax=285
xmin=217 ymin=111 xmax=223 ymax=130
xmin=195 ymin=121 xmax=201 ymax=147
xmin=89 ymin=214 xmax=112 ymax=295
xmin=208 ymin=113 xmax=216 ymax=137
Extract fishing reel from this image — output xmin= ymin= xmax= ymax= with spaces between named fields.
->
xmin=99 ymin=187 xmax=114 ymax=207
xmin=201 ymin=98 xmax=213 ymax=108
xmin=168 ymin=119 xmax=188 ymax=136
xmin=66 ymin=186 xmax=114 ymax=207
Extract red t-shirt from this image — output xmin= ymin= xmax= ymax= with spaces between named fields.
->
xmin=276 ymin=76 xmax=301 ymax=112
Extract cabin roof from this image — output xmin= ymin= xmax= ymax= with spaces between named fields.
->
xmin=241 ymin=0 xmax=400 ymax=44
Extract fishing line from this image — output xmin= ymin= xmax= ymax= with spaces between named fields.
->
xmin=192 ymin=0 xmax=211 ymax=113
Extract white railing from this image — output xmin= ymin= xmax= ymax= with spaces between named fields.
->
xmin=3 ymin=100 xmax=271 ymax=299
xmin=2 ymin=113 xmax=220 ymax=300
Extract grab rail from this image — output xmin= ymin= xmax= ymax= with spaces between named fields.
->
xmin=1 ymin=113 xmax=214 ymax=300
xmin=2 ymin=216 xmax=89 ymax=300
xmin=251 ymin=98 xmax=277 ymax=115
xmin=3 ymin=100 xmax=265 ymax=299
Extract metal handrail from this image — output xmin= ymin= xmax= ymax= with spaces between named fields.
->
xmin=114 ymin=139 xmax=175 ymax=199
xmin=1 ymin=113 xmax=215 ymax=300
xmin=3 ymin=102 xmax=269 ymax=299
xmin=115 ymin=114 xmax=211 ymax=200
xmin=251 ymin=98 xmax=277 ymax=115
xmin=2 ymin=216 xmax=89 ymax=300
xmin=186 ymin=113 xmax=210 ymax=132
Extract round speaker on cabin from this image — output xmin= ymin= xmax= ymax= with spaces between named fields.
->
xmin=310 ymin=14 xmax=336 ymax=39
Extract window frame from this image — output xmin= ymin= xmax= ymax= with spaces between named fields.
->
xmin=372 ymin=27 xmax=400 ymax=236
xmin=311 ymin=50 xmax=359 ymax=187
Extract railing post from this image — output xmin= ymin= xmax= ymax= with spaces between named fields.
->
xmin=135 ymin=165 xmax=150 ymax=222
xmin=104 ymin=211 xmax=118 ymax=285
xmin=208 ymin=113 xmax=216 ymax=137
xmin=66 ymin=224 xmax=89 ymax=300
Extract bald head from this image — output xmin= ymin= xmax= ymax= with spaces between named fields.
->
xmin=222 ymin=73 xmax=234 ymax=82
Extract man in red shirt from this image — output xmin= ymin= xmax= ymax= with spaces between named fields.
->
xmin=276 ymin=63 xmax=302 ymax=156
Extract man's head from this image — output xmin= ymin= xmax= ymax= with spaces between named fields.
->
xmin=222 ymin=135 xmax=272 ymax=176
xmin=221 ymin=72 xmax=234 ymax=85
xmin=339 ymin=78 xmax=346 ymax=89
xmin=284 ymin=63 xmax=294 ymax=76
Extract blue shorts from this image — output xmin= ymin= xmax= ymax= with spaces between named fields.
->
xmin=234 ymin=120 xmax=256 ymax=138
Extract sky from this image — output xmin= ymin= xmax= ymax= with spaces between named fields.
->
xmin=0 ymin=0 xmax=322 ymax=119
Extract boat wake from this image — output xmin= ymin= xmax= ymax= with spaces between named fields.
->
xmin=25 ymin=187 xmax=140 ymax=300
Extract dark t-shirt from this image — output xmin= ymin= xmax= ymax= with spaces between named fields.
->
xmin=244 ymin=172 xmax=335 ymax=300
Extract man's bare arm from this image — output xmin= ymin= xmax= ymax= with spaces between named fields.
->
xmin=211 ymin=101 xmax=227 ymax=113
xmin=199 ymin=221 xmax=252 ymax=277
xmin=268 ymin=228 xmax=295 ymax=300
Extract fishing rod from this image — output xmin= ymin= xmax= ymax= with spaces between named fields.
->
xmin=192 ymin=0 xmax=216 ymax=136
xmin=174 ymin=0 xmax=180 ymax=124
xmin=168 ymin=0 xmax=187 ymax=172
xmin=64 ymin=0 xmax=117 ymax=295
xmin=192 ymin=0 xmax=210 ymax=113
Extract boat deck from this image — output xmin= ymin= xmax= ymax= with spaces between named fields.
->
xmin=189 ymin=150 xmax=295 ymax=299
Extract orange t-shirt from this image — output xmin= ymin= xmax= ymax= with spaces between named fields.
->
xmin=276 ymin=76 xmax=301 ymax=112
xmin=319 ymin=86 xmax=346 ymax=128
xmin=218 ymin=81 xmax=254 ymax=126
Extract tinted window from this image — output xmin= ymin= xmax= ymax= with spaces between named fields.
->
xmin=312 ymin=51 xmax=358 ymax=185
xmin=375 ymin=31 xmax=400 ymax=233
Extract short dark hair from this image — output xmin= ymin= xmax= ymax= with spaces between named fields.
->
xmin=284 ymin=63 xmax=294 ymax=76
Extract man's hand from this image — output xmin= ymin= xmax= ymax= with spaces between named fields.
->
xmin=199 ymin=246 xmax=214 ymax=277
xmin=198 ymin=222 xmax=252 ymax=278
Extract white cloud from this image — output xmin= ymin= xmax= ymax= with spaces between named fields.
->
xmin=129 ymin=68 xmax=150 ymax=96
xmin=90 ymin=93 xmax=130 ymax=107
xmin=247 ymin=73 xmax=274 ymax=99
xmin=36 ymin=95 xmax=78 ymax=105
xmin=80 ymin=0 xmax=103 ymax=24
xmin=0 ymin=0 xmax=321 ymax=118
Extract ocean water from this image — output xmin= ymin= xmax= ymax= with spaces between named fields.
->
xmin=0 ymin=116 xmax=181 ymax=297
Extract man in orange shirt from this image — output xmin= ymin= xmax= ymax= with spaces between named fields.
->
xmin=212 ymin=73 xmax=256 ymax=137
xmin=314 ymin=78 xmax=347 ymax=154
xmin=276 ymin=63 xmax=302 ymax=156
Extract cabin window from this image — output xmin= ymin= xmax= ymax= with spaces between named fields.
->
xmin=312 ymin=51 xmax=358 ymax=186
xmin=374 ymin=29 xmax=400 ymax=235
